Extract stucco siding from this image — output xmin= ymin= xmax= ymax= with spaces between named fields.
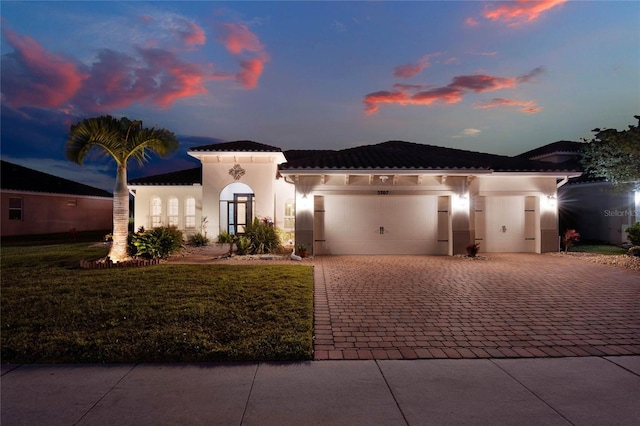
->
xmin=1 ymin=191 xmax=112 ymax=236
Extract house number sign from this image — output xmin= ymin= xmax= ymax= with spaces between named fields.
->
xmin=229 ymin=164 xmax=246 ymax=180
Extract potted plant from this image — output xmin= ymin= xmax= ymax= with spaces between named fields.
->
xmin=296 ymin=243 xmax=307 ymax=258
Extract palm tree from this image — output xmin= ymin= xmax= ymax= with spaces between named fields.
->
xmin=66 ymin=116 xmax=179 ymax=262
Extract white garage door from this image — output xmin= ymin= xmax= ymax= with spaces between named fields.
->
xmin=484 ymin=196 xmax=526 ymax=252
xmin=318 ymin=195 xmax=439 ymax=254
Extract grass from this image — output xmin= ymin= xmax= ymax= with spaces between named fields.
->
xmin=570 ymin=243 xmax=627 ymax=255
xmin=1 ymin=241 xmax=314 ymax=363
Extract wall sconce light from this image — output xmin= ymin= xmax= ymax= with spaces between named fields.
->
xmin=454 ymin=193 xmax=470 ymax=212
xmin=379 ymin=175 xmax=389 ymax=183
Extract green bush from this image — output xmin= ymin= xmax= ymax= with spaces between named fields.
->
xmin=130 ymin=226 xmax=184 ymax=259
xmin=628 ymin=246 xmax=640 ymax=257
xmin=244 ymin=218 xmax=282 ymax=254
xmin=188 ymin=232 xmax=209 ymax=247
xmin=625 ymin=222 xmax=640 ymax=246
xmin=236 ymin=236 xmax=251 ymax=255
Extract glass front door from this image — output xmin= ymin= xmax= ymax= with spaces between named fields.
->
xmin=228 ymin=193 xmax=253 ymax=234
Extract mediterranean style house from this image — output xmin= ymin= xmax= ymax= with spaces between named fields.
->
xmin=519 ymin=141 xmax=638 ymax=245
xmin=1 ymin=160 xmax=113 ymax=237
xmin=128 ymin=140 xmax=582 ymax=256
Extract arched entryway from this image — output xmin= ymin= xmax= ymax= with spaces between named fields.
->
xmin=220 ymin=182 xmax=254 ymax=234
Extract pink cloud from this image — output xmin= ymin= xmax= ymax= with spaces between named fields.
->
xmin=393 ymin=53 xmax=440 ymax=79
xmin=449 ymin=74 xmax=517 ymax=92
xmin=2 ymin=21 xmax=269 ymax=116
xmin=72 ymin=47 xmax=212 ymax=112
xmin=364 ymin=67 xmax=544 ymax=114
xmin=217 ymin=22 xmax=264 ymax=55
xmin=1 ymin=28 xmax=86 ymax=108
xmin=216 ymin=22 xmax=269 ymax=89
xmin=483 ymin=0 xmax=567 ymax=26
xmin=178 ymin=21 xmax=206 ymax=47
xmin=474 ymin=98 xmax=543 ymax=114
xmin=363 ymin=87 xmax=464 ymax=115
xmin=465 ymin=17 xmax=480 ymax=27
xmin=236 ymin=56 xmax=268 ymax=89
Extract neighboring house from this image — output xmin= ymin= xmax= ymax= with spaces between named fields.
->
xmin=129 ymin=140 xmax=581 ymax=255
xmin=518 ymin=141 xmax=638 ymax=245
xmin=1 ymin=160 xmax=113 ymax=237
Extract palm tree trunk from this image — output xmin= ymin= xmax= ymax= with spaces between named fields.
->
xmin=109 ymin=165 xmax=131 ymax=262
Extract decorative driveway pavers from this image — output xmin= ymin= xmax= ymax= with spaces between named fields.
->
xmin=313 ymin=254 xmax=640 ymax=360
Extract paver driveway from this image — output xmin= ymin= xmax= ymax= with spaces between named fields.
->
xmin=312 ymin=254 xmax=640 ymax=360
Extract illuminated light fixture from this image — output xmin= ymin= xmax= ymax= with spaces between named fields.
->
xmin=635 ymin=190 xmax=640 ymax=205
xmin=454 ymin=193 xmax=470 ymax=211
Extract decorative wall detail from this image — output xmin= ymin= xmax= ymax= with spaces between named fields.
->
xmin=229 ymin=164 xmax=246 ymax=180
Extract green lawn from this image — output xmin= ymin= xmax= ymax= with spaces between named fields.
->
xmin=1 ymin=242 xmax=314 ymax=363
xmin=571 ymin=243 xmax=627 ymax=255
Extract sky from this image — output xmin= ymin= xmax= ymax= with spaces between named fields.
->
xmin=1 ymin=0 xmax=639 ymax=192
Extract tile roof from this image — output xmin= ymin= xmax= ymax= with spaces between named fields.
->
xmin=279 ymin=141 xmax=579 ymax=173
xmin=1 ymin=160 xmax=112 ymax=197
xmin=189 ymin=140 xmax=282 ymax=153
xmin=517 ymin=141 xmax=586 ymax=159
xmin=128 ymin=167 xmax=202 ymax=186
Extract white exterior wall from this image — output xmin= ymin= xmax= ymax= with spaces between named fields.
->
xmin=196 ymin=152 xmax=292 ymax=237
xmin=129 ymin=185 xmax=203 ymax=235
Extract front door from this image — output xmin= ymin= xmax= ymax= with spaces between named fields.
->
xmin=228 ymin=193 xmax=253 ymax=234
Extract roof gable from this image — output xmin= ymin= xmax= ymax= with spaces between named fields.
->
xmin=190 ymin=140 xmax=282 ymax=153
xmin=1 ymin=160 xmax=112 ymax=197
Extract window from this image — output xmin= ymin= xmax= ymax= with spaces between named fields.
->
xmin=184 ymin=197 xmax=196 ymax=229
xmin=9 ymin=197 xmax=22 ymax=221
xmin=284 ymin=199 xmax=295 ymax=230
xmin=167 ymin=197 xmax=179 ymax=227
xmin=151 ymin=196 xmax=162 ymax=228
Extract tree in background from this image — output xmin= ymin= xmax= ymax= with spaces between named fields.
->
xmin=581 ymin=115 xmax=640 ymax=191
xmin=66 ymin=116 xmax=179 ymax=262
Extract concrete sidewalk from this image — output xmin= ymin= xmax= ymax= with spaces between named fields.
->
xmin=2 ymin=356 xmax=639 ymax=425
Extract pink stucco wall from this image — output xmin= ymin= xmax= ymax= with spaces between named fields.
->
xmin=1 ymin=191 xmax=113 ymax=236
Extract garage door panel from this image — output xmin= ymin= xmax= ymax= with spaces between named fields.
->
xmin=322 ymin=195 xmax=439 ymax=254
xmin=484 ymin=196 xmax=525 ymax=252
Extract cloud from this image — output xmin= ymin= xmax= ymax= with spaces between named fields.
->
xmin=393 ymin=53 xmax=440 ymax=79
xmin=364 ymin=67 xmax=544 ymax=115
xmin=1 ymin=28 xmax=87 ymax=108
xmin=216 ymin=22 xmax=269 ymax=88
xmin=465 ymin=17 xmax=480 ymax=27
xmin=177 ymin=21 xmax=206 ymax=48
xmin=482 ymin=0 xmax=567 ymax=26
xmin=1 ymin=19 xmax=269 ymax=115
xmin=474 ymin=98 xmax=543 ymax=114
xmin=236 ymin=57 xmax=267 ymax=89
xmin=69 ymin=47 xmax=212 ymax=112
xmin=217 ymin=22 xmax=264 ymax=55
xmin=363 ymin=86 xmax=463 ymax=115
xmin=452 ymin=128 xmax=482 ymax=138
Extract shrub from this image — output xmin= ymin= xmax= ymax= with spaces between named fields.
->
xmin=625 ymin=222 xmax=640 ymax=246
xmin=236 ymin=236 xmax=251 ymax=255
xmin=244 ymin=218 xmax=282 ymax=254
xmin=216 ymin=230 xmax=235 ymax=256
xmin=130 ymin=226 xmax=184 ymax=259
xmin=628 ymin=246 xmax=640 ymax=257
xmin=563 ymin=229 xmax=580 ymax=252
xmin=188 ymin=233 xmax=209 ymax=247
xmin=466 ymin=243 xmax=480 ymax=257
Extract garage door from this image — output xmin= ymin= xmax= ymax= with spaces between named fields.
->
xmin=483 ymin=196 xmax=526 ymax=252
xmin=316 ymin=194 xmax=440 ymax=254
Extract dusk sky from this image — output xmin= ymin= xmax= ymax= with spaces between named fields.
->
xmin=1 ymin=1 xmax=639 ymax=192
